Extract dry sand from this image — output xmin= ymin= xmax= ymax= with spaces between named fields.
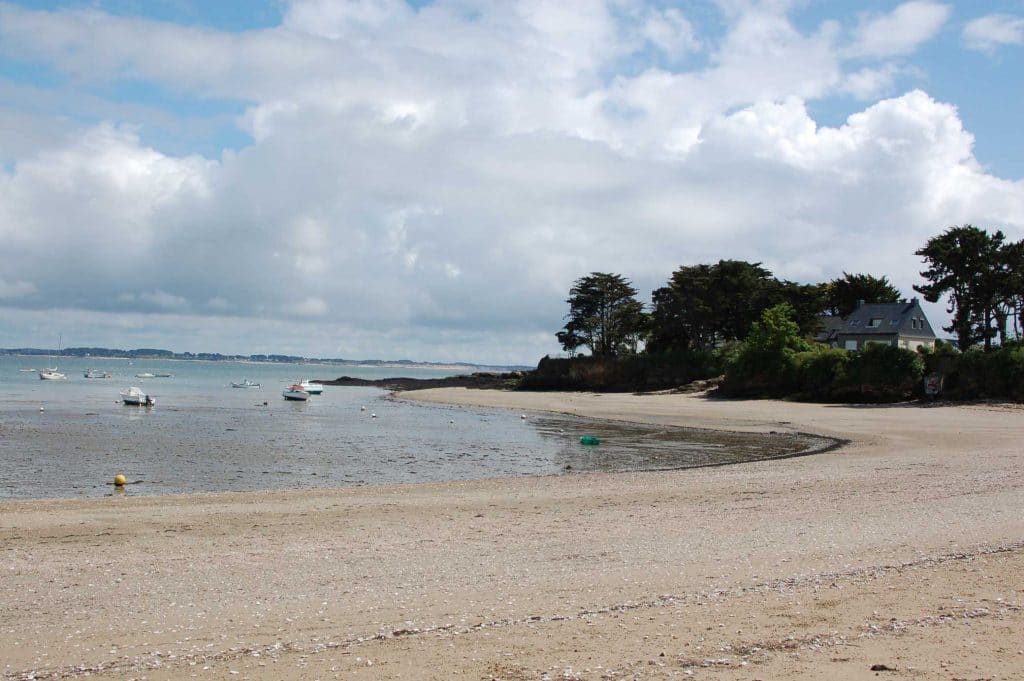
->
xmin=1 ymin=389 xmax=1022 ymax=680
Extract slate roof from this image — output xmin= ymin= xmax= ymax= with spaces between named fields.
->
xmin=820 ymin=299 xmax=937 ymax=341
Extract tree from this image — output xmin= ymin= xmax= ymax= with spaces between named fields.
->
xmin=778 ymin=281 xmax=829 ymax=336
xmin=744 ymin=303 xmax=811 ymax=354
xmin=557 ymin=273 xmax=645 ymax=357
xmin=914 ymin=225 xmax=1007 ymax=350
xmin=647 ymin=260 xmax=823 ymax=352
xmin=646 ymin=284 xmax=691 ymax=354
xmin=994 ymin=239 xmax=1024 ymax=342
xmin=824 ymin=273 xmax=902 ymax=317
xmin=648 ymin=260 xmax=781 ymax=352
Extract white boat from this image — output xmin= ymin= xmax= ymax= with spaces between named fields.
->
xmin=39 ymin=335 xmax=66 ymax=380
xmin=135 ymin=372 xmax=156 ymax=378
xmin=299 ymin=379 xmax=323 ymax=395
xmin=282 ymin=384 xmax=310 ymax=401
xmin=153 ymin=373 xmax=173 ymax=378
xmin=232 ymin=379 xmax=261 ymax=389
xmin=84 ymin=369 xmax=112 ymax=379
xmin=120 ymin=386 xmax=155 ymax=406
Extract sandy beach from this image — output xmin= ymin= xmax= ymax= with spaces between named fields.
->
xmin=2 ymin=389 xmax=1022 ymax=680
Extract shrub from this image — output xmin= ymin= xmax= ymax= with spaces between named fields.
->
xmin=793 ymin=347 xmax=850 ymax=400
xmin=841 ymin=344 xmax=924 ymax=402
xmin=720 ymin=304 xmax=809 ymax=398
xmin=521 ymin=351 xmax=723 ymax=392
xmin=939 ymin=345 xmax=1024 ymax=401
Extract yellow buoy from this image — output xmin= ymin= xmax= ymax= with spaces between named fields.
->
xmin=114 ymin=474 xmax=126 ymax=486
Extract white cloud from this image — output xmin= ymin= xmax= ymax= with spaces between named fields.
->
xmin=642 ymin=8 xmax=701 ymax=59
xmin=140 ymin=290 xmax=189 ymax=309
xmin=963 ymin=14 xmax=1024 ymax=53
xmin=206 ymin=297 xmax=233 ymax=310
xmin=839 ymin=64 xmax=901 ymax=100
xmin=282 ymin=0 xmax=414 ymax=38
xmin=292 ymin=296 xmax=328 ymax=317
xmin=847 ymin=1 xmax=951 ymax=58
xmin=0 ymin=278 xmax=36 ymax=299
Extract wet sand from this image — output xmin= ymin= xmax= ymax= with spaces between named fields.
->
xmin=2 ymin=390 xmax=1022 ymax=680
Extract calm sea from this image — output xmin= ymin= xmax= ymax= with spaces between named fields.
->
xmin=0 ymin=355 xmax=828 ymax=500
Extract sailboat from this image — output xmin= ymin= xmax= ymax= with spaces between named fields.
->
xmin=39 ymin=335 xmax=67 ymax=380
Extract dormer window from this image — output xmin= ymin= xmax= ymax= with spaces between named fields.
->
xmin=868 ymin=318 xmax=882 ymax=328
xmin=889 ymin=319 xmax=899 ymax=326
xmin=850 ymin=319 xmax=861 ymax=326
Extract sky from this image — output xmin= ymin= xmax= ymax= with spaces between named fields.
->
xmin=1 ymin=0 xmax=1023 ymax=365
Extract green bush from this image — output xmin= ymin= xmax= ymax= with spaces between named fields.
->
xmin=724 ymin=341 xmax=923 ymax=402
xmin=840 ymin=344 xmax=924 ymax=402
xmin=937 ymin=345 xmax=1024 ymax=401
xmin=721 ymin=347 xmax=799 ymax=397
xmin=720 ymin=304 xmax=808 ymax=397
xmin=793 ymin=347 xmax=850 ymax=400
xmin=521 ymin=350 xmax=723 ymax=392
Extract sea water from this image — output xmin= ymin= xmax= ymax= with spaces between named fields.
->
xmin=0 ymin=355 xmax=830 ymax=499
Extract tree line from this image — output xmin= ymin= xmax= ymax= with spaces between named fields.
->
xmin=557 ymin=225 xmax=1022 ymax=357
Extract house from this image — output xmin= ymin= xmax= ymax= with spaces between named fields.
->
xmin=817 ymin=298 xmax=937 ymax=352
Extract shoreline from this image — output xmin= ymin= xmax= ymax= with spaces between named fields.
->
xmin=2 ymin=390 xmax=1022 ymax=680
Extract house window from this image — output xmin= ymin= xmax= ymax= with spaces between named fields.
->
xmin=844 ymin=340 xmax=858 ymax=350
xmin=889 ymin=319 xmax=899 ymax=326
xmin=850 ymin=319 xmax=861 ymax=326
xmin=868 ymin=318 xmax=882 ymax=328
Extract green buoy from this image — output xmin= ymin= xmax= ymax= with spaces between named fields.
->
xmin=579 ymin=435 xmax=601 ymax=446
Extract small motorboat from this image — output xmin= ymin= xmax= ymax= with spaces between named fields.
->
xmin=39 ymin=369 xmax=67 ymax=380
xmin=232 ymin=379 xmax=261 ymax=389
xmin=121 ymin=386 xmax=155 ymax=406
xmin=153 ymin=373 xmax=173 ymax=378
xmin=84 ymin=369 xmax=112 ymax=379
xmin=282 ymin=384 xmax=310 ymax=401
xmin=135 ymin=372 xmax=155 ymax=378
xmin=299 ymin=379 xmax=323 ymax=395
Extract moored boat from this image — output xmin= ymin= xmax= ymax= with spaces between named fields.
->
xmin=135 ymin=372 xmax=156 ymax=378
xmin=39 ymin=336 xmax=66 ymax=380
xmin=84 ymin=369 xmax=112 ymax=379
xmin=299 ymin=379 xmax=323 ymax=395
xmin=120 ymin=386 xmax=155 ymax=406
xmin=282 ymin=384 xmax=310 ymax=401
xmin=232 ymin=379 xmax=261 ymax=389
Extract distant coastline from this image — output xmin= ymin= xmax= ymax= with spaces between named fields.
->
xmin=0 ymin=347 xmax=530 ymax=372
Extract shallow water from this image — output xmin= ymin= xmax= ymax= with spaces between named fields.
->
xmin=0 ymin=356 xmax=831 ymax=499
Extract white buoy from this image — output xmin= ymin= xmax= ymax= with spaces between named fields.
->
xmin=360 ymin=405 xmax=366 ymax=411
xmin=371 ymin=412 xmax=377 ymax=418
xmin=39 ymin=406 xmax=44 ymax=412
xmin=520 ymin=414 xmax=527 ymax=420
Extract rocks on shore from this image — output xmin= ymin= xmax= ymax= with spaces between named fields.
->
xmin=318 ymin=371 xmax=524 ymax=391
